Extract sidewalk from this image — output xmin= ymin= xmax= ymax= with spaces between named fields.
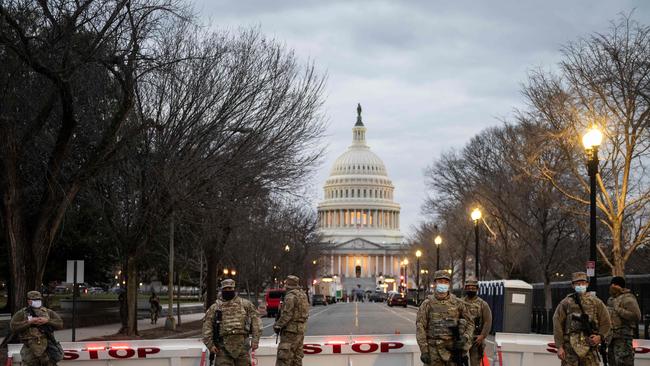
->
xmin=53 ymin=312 xmax=206 ymax=341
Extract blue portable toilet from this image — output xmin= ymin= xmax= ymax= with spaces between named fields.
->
xmin=479 ymin=280 xmax=532 ymax=334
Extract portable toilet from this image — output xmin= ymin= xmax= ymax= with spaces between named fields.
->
xmin=479 ymin=279 xmax=533 ymax=333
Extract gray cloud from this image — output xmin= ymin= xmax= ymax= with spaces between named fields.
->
xmin=192 ymin=0 xmax=650 ymax=237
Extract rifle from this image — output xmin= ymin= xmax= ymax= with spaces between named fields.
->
xmin=572 ymin=293 xmax=608 ymax=366
xmin=474 ymin=315 xmax=485 ymax=363
xmin=274 ymin=300 xmax=284 ymax=344
xmin=449 ymin=324 xmax=469 ymax=366
xmin=210 ymin=309 xmax=223 ymax=366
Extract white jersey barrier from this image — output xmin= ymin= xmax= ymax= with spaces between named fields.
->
xmin=495 ymin=333 xmax=650 ymax=366
xmin=7 ymin=335 xmax=421 ymax=366
xmin=7 ymin=333 xmax=650 ymax=366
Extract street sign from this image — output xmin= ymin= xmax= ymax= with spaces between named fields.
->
xmin=586 ymin=261 xmax=595 ymax=277
xmin=66 ymin=260 xmax=84 ymax=284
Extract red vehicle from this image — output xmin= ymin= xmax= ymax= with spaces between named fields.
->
xmin=265 ymin=288 xmax=285 ymax=317
xmin=387 ymin=292 xmax=407 ymax=307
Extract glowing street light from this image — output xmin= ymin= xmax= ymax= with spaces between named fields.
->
xmin=583 ymin=125 xmax=603 ymax=292
xmin=471 ymin=208 xmax=482 ymax=280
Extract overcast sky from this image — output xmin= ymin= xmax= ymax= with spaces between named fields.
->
xmin=193 ymin=1 xmax=650 ymax=237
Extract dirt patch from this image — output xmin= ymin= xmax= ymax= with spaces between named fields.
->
xmin=82 ymin=320 xmax=203 ymax=341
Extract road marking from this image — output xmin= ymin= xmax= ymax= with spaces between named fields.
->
xmin=355 ymin=302 xmax=359 ymax=328
xmin=262 ymin=303 xmax=333 ymax=329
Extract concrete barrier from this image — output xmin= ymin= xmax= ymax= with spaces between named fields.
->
xmin=495 ymin=333 xmax=650 ymax=366
xmin=9 ymin=333 xmax=648 ymax=366
xmin=7 ymin=335 xmax=421 ymax=366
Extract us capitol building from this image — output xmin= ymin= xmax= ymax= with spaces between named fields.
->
xmin=315 ymin=105 xmax=406 ymax=297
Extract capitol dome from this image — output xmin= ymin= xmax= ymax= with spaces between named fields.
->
xmin=317 ymin=104 xmax=402 ymax=245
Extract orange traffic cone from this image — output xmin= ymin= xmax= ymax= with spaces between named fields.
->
xmin=481 ymin=352 xmax=490 ymax=366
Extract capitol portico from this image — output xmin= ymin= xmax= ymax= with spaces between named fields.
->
xmin=316 ymin=105 xmax=405 ymax=297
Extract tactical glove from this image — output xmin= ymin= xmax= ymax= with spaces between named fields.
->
xmin=420 ymin=352 xmax=431 ymax=364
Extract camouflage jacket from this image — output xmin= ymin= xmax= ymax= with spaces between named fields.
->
xmin=462 ymin=295 xmax=492 ymax=338
xmin=10 ymin=306 xmax=63 ymax=356
xmin=274 ymin=288 xmax=309 ymax=333
xmin=416 ymin=293 xmax=474 ymax=354
xmin=607 ymin=289 xmax=641 ymax=339
xmin=553 ymin=293 xmax=610 ymax=351
xmin=202 ymin=296 xmax=262 ymax=350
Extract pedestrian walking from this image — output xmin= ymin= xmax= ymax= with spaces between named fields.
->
xmin=149 ymin=291 xmax=161 ymax=324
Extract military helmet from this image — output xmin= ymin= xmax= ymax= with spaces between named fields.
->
xmin=221 ymin=279 xmax=236 ymax=289
xmin=27 ymin=291 xmax=42 ymax=300
xmin=285 ymin=275 xmax=301 ymax=289
xmin=571 ymin=272 xmax=588 ymax=283
xmin=433 ymin=270 xmax=451 ymax=281
xmin=465 ymin=276 xmax=478 ymax=287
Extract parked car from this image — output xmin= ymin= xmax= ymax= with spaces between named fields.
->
xmin=265 ymin=288 xmax=285 ymax=317
xmin=54 ymin=285 xmax=70 ymax=294
xmin=88 ymin=287 xmax=105 ymax=294
xmin=387 ymin=292 xmax=407 ymax=307
xmin=369 ymin=291 xmax=387 ymax=303
xmin=325 ymin=295 xmax=336 ymax=304
xmin=311 ymin=294 xmax=327 ymax=306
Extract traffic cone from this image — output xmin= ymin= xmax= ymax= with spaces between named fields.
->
xmin=481 ymin=353 xmax=490 ymax=366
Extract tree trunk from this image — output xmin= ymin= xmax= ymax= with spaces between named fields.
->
xmin=543 ymin=274 xmax=552 ymax=311
xmin=206 ymin=247 xmax=218 ymax=306
xmin=126 ymin=254 xmax=138 ymax=336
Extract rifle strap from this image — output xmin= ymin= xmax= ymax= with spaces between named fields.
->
xmin=573 ymin=293 xmax=587 ymax=316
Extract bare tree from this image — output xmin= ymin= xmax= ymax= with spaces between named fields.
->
xmin=0 ymin=0 xmax=181 ymax=312
xmin=522 ymin=16 xmax=650 ymax=275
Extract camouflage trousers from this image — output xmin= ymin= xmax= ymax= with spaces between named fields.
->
xmin=607 ymin=338 xmax=634 ymax=366
xmin=561 ymin=343 xmax=599 ymax=366
xmin=20 ymin=346 xmax=54 ymax=366
xmin=214 ymin=352 xmax=249 ymax=366
xmin=426 ymin=339 xmax=467 ymax=366
xmin=469 ymin=342 xmax=486 ymax=366
xmin=275 ymin=331 xmax=304 ymax=366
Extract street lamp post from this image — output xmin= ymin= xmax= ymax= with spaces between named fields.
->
xmin=471 ymin=208 xmax=482 ymax=280
xmin=403 ymin=259 xmax=409 ymax=290
xmin=434 ymin=235 xmax=442 ymax=271
xmin=415 ymin=250 xmax=422 ymax=304
xmin=583 ymin=126 xmax=603 ymax=293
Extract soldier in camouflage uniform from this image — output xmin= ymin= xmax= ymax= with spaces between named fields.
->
xmin=606 ymin=276 xmax=641 ymax=366
xmin=202 ymin=279 xmax=262 ymax=366
xmin=416 ymin=270 xmax=474 ymax=365
xmin=10 ymin=291 xmax=63 ymax=366
xmin=273 ymin=275 xmax=309 ymax=366
xmin=462 ymin=277 xmax=492 ymax=366
xmin=552 ymin=272 xmax=611 ymax=366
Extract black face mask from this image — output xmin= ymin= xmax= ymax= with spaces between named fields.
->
xmin=222 ymin=290 xmax=236 ymax=301
xmin=465 ymin=291 xmax=477 ymax=298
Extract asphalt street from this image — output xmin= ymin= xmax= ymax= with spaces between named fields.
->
xmin=260 ymin=301 xmax=418 ymax=337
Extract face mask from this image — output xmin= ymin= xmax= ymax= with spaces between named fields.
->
xmin=222 ymin=291 xmax=235 ymax=301
xmin=574 ymin=285 xmax=587 ymax=294
xmin=436 ymin=284 xmax=449 ymax=293
xmin=30 ymin=300 xmax=42 ymax=308
xmin=465 ymin=291 xmax=477 ymax=298
xmin=609 ymin=286 xmax=621 ymax=297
